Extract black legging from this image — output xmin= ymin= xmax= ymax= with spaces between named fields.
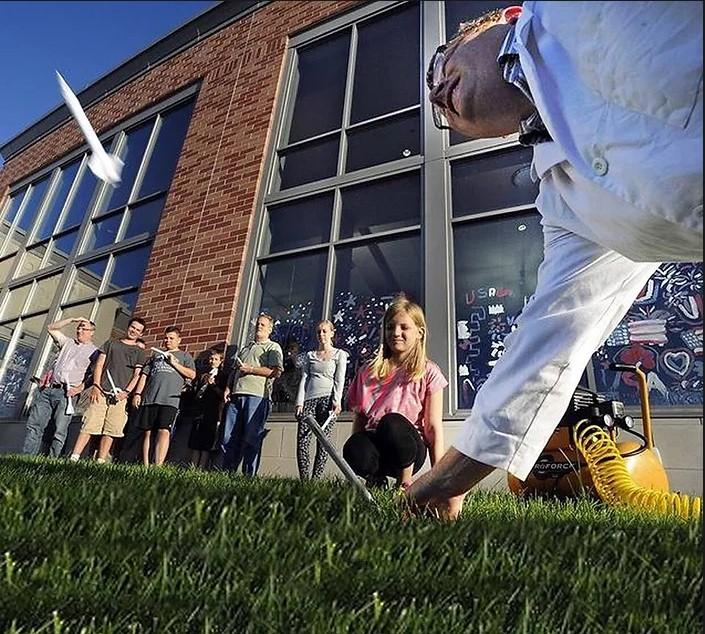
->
xmin=342 ymin=413 xmax=427 ymax=480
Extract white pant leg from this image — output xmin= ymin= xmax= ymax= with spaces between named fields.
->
xmin=454 ymin=203 xmax=659 ymax=480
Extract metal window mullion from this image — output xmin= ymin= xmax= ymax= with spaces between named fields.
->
xmin=27 ymin=168 xmax=62 ymax=245
xmin=345 ymin=103 xmax=420 ymax=133
xmin=337 ymin=23 xmax=358 ymax=177
xmin=52 ymin=154 xmax=88 ymax=235
xmin=333 ymin=224 xmax=421 ymax=249
xmin=322 ymin=188 xmax=343 ymax=319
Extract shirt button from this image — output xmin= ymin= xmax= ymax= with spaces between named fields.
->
xmin=592 ymin=157 xmax=609 ymax=176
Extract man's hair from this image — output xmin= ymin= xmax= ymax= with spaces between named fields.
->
xmin=257 ymin=313 xmax=274 ymax=326
xmin=165 ymin=326 xmax=182 ymax=337
xmin=129 ymin=317 xmax=146 ymax=329
xmin=453 ymin=8 xmax=506 ymax=41
xmin=209 ymin=349 xmax=223 ymax=359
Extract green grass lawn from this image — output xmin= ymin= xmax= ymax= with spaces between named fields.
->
xmin=0 ymin=456 xmax=701 ymax=634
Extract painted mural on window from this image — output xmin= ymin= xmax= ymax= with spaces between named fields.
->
xmin=593 ymin=262 xmax=703 ymax=407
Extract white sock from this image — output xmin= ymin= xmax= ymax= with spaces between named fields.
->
xmin=69 ymin=454 xmax=80 ymax=462
xmin=96 ymin=458 xmax=106 ymax=464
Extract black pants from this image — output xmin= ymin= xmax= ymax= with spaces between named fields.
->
xmin=342 ymin=413 xmax=427 ymax=480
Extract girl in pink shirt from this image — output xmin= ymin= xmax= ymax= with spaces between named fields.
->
xmin=343 ymin=295 xmax=448 ymax=489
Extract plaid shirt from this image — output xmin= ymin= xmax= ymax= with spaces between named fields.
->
xmin=498 ymin=26 xmax=551 ymax=146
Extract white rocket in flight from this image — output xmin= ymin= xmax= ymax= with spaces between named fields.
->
xmin=56 ymin=71 xmax=124 ymax=186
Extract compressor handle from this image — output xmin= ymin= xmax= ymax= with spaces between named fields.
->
xmin=608 ymin=363 xmax=654 ymax=449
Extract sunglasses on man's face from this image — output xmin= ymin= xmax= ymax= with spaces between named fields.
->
xmin=426 ymin=44 xmax=453 ymax=130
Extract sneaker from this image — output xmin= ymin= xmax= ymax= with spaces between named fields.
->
xmin=365 ymin=475 xmax=389 ymax=490
xmin=68 ymin=454 xmax=80 ymax=462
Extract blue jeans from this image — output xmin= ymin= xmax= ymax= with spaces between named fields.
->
xmin=221 ymin=395 xmax=271 ymax=476
xmin=22 ymin=386 xmax=75 ymax=457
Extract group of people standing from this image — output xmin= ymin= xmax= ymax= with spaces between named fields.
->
xmin=20 ymin=295 xmax=453 ymax=497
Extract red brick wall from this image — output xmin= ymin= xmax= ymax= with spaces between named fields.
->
xmin=0 ymin=0 xmax=360 ymax=355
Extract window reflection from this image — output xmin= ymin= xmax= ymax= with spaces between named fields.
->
xmin=15 ymin=244 xmax=49 ymax=279
xmin=278 ymin=136 xmax=340 ymax=190
xmin=346 ymin=111 xmax=420 ymax=173
xmin=1 ymin=284 xmax=32 ymax=320
xmin=1 ymin=189 xmax=29 ymax=255
xmin=83 ymin=214 xmax=122 ymax=252
xmin=0 ymin=256 xmax=15 ymax=285
xmin=340 ymin=171 xmax=420 ymax=238
xmin=264 ymin=193 xmax=333 ymax=255
xmin=254 ymin=251 xmax=327 ymax=413
xmin=27 ymin=275 xmax=62 ymax=314
xmin=101 ymin=122 xmax=153 ymax=213
xmin=17 ymin=176 xmax=51 ymax=236
xmin=451 ymin=146 xmax=538 ymax=217
xmin=46 ymin=231 xmax=79 ymax=268
xmin=93 ymin=291 xmax=139 ymax=345
xmin=453 ymin=212 xmax=543 ymax=409
xmin=109 ymin=244 xmax=152 ymax=290
xmin=59 ymin=166 xmax=100 ymax=232
xmin=68 ymin=258 xmax=109 ymax=303
xmin=34 ymin=160 xmax=81 ymax=242
xmin=333 ymin=233 xmax=422 ymax=393
xmin=138 ymin=101 xmax=195 ymax=199
xmin=351 ymin=3 xmax=420 ymax=124
xmin=123 ymin=195 xmax=166 ymax=240
xmin=286 ymin=31 xmax=350 ymax=144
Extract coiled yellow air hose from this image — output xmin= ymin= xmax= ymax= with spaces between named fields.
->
xmin=573 ymin=419 xmax=702 ymax=521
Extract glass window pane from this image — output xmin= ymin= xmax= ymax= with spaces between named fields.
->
xmin=340 ymin=171 xmax=421 ymax=239
xmin=108 ymin=244 xmax=152 ymax=291
xmin=68 ymin=257 xmax=109 ymax=303
xmin=254 ymin=251 xmax=328 ymax=413
xmin=346 ymin=111 xmax=420 ymax=173
xmin=451 ymin=146 xmax=538 ymax=218
xmin=60 ymin=301 xmax=96 ymax=323
xmin=0 ymin=321 xmax=17 ymax=365
xmin=2 ymin=284 xmax=32 ymax=320
xmin=27 ymin=275 xmax=62 ymax=314
xmin=1 ymin=188 xmax=28 ymax=254
xmin=264 ymin=193 xmax=333 ymax=255
xmin=83 ymin=213 xmax=122 ymax=253
xmin=0 ymin=315 xmax=46 ymax=418
xmin=592 ymin=262 xmax=704 ymax=408
xmin=45 ymin=230 xmax=79 ymax=269
xmin=453 ymin=211 xmax=543 ymax=409
xmin=93 ymin=292 xmax=139 ymax=345
xmin=15 ymin=243 xmax=49 ymax=278
xmin=351 ymin=3 xmax=420 ymax=124
xmin=100 ymin=122 xmax=153 ymax=213
xmin=59 ymin=164 xmax=100 ymax=231
xmin=333 ymin=233 xmax=423 ymax=392
xmin=138 ymin=100 xmax=195 ymax=199
xmin=33 ymin=160 xmax=82 ymax=242
xmin=0 ymin=255 xmax=16 ymax=284
xmin=286 ymin=31 xmax=350 ymax=144
xmin=17 ymin=176 xmax=52 ymax=236
xmin=123 ymin=195 xmax=166 ymax=241
xmin=278 ymin=136 xmax=339 ymax=190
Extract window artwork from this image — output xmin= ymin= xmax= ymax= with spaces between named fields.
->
xmin=454 ymin=212 xmax=543 ymax=409
xmin=593 ymin=262 xmax=703 ymax=407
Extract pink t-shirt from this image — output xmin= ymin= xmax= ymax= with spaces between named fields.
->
xmin=346 ymin=360 xmax=448 ymax=435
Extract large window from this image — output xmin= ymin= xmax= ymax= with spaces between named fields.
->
xmin=0 ymin=95 xmax=195 ymax=418
xmin=241 ymin=0 xmax=702 ymax=418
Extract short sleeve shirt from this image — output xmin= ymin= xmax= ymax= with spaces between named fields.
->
xmin=52 ymin=332 xmax=98 ymax=387
xmin=99 ymin=339 xmax=146 ymax=392
xmin=233 ymin=340 xmax=284 ymax=399
xmin=346 ymin=360 xmax=448 ymax=434
xmin=141 ymin=350 xmax=196 ymax=408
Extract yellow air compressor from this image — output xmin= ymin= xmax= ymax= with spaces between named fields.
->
xmin=507 ymin=363 xmax=701 ymax=520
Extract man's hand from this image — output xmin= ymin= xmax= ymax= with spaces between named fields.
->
xmin=205 ymin=374 xmax=215 ymax=385
xmin=67 ymin=386 xmax=83 ymax=398
xmin=89 ymin=385 xmax=102 ymax=404
xmin=116 ymin=390 xmax=129 ymax=401
xmin=239 ymin=363 xmax=254 ymax=375
xmin=223 ymin=388 xmax=230 ymax=403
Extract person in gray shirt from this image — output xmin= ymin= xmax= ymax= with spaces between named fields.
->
xmin=294 ymin=319 xmax=348 ymax=480
xmin=132 ymin=326 xmax=196 ymax=466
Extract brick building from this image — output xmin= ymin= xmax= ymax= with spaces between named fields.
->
xmin=0 ymin=1 xmax=701 ymax=492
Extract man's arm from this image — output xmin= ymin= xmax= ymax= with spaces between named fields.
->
xmin=47 ymin=316 xmax=86 ymax=344
xmin=89 ymin=352 xmax=107 ymax=403
xmin=132 ymin=373 xmax=147 ymax=408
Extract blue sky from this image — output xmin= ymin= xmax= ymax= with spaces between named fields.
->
xmin=0 ymin=1 xmax=217 ymax=162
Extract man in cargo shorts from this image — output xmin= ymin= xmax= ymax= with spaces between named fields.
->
xmin=68 ymin=317 xmax=147 ymax=462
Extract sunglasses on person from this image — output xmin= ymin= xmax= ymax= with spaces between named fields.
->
xmin=426 ymin=6 xmax=523 ymax=131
